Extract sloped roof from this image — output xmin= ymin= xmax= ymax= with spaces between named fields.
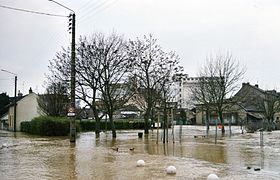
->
xmin=234 ymin=82 xmax=279 ymax=112
xmin=6 ymin=93 xmax=36 ymax=109
xmin=8 ymin=95 xmax=26 ymax=104
xmin=120 ymin=104 xmax=142 ymax=112
xmin=0 ymin=95 xmax=26 ymax=116
xmin=247 ymin=112 xmax=264 ymax=120
xmin=0 ymin=112 xmax=8 ymax=120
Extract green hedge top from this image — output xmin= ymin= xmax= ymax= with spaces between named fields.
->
xmin=21 ymin=116 xmax=71 ymax=136
xmin=21 ymin=116 xmax=145 ymax=136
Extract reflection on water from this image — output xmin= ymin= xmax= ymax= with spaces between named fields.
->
xmin=1 ymin=126 xmax=280 ymax=179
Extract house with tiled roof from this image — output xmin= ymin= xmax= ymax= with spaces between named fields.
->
xmin=195 ymin=83 xmax=280 ymax=131
xmin=233 ymin=83 xmax=280 ymax=130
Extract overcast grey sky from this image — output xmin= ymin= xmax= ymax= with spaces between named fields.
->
xmin=1 ymin=0 xmax=280 ymax=96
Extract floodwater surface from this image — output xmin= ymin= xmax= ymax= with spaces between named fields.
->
xmin=1 ymin=126 xmax=280 ymax=180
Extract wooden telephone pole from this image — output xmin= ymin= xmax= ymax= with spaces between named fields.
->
xmin=49 ymin=0 xmax=76 ymax=142
xmin=69 ymin=13 xmax=76 ymax=143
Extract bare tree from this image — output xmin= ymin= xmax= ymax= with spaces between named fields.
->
xmin=74 ymin=34 xmax=105 ymax=137
xmin=127 ymin=34 xmax=183 ymax=134
xmin=157 ymin=59 xmax=183 ymax=143
xmin=257 ymin=91 xmax=280 ymax=131
xmin=38 ymin=82 xmax=69 ymax=116
xmin=96 ymin=33 xmax=134 ymax=138
xmin=193 ymin=53 xmax=245 ymax=134
xmin=0 ymin=93 xmax=9 ymax=116
xmin=48 ymin=33 xmax=133 ymax=138
xmin=191 ymin=76 xmax=213 ymax=135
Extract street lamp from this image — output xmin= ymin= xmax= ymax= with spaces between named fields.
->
xmin=49 ymin=0 xmax=76 ymax=142
xmin=1 ymin=69 xmax=17 ymax=132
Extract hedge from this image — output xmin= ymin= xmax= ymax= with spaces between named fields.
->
xmin=79 ymin=120 xmax=145 ymax=132
xmin=21 ymin=117 xmax=145 ymax=136
xmin=21 ymin=116 xmax=80 ymax=136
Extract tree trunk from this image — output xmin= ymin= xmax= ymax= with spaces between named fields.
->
xmin=206 ymin=109 xmax=210 ymax=135
xmin=144 ymin=112 xmax=150 ymax=134
xmin=109 ymin=114 xmax=116 ymax=138
xmin=92 ymin=106 xmax=100 ymax=138
xmin=163 ymin=106 xmax=167 ymax=143
xmin=105 ymin=115 xmax=107 ymax=132
xmin=215 ymin=118 xmax=218 ymax=144
xmin=95 ymin=118 xmax=100 ymax=138
xmin=229 ymin=114 xmax=232 ymax=137
xmin=219 ymin=111 xmax=225 ymax=135
xmin=221 ymin=125 xmax=225 ymax=135
xmin=166 ymin=109 xmax=169 ymax=143
xmin=151 ymin=109 xmax=155 ymax=130
xmin=267 ymin=119 xmax=272 ymax=132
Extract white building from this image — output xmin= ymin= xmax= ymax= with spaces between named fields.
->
xmin=173 ymin=74 xmax=201 ymax=109
xmin=6 ymin=88 xmax=42 ymax=131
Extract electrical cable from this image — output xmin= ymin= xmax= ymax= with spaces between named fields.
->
xmin=77 ymin=0 xmax=110 ymax=21
xmin=0 ymin=4 xmax=67 ymax=17
xmin=76 ymin=0 xmax=97 ymax=13
xmin=77 ymin=0 xmax=119 ymax=26
xmin=0 ymin=78 xmax=14 ymax=81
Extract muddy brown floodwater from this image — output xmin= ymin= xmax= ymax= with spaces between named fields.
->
xmin=1 ymin=125 xmax=280 ymax=180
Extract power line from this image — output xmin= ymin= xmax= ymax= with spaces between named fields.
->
xmin=0 ymin=4 xmax=68 ymax=18
xmin=76 ymin=0 xmax=95 ymax=12
xmin=0 ymin=78 xmax=14 ymax=81
xmin=77 ymin=0 xmax=109 ymax=21
xmin=77 ymin=0 xmax=119 ymax=26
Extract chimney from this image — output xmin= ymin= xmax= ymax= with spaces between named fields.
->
xmin=29 ymin=87 xmax=33 ymax=94
xmin=255 ymin=84 xmax=259 ymax=88
xmin=242 ymin=82 xmax=249 ymax=87
xmin=18 ymin=90 xmax=23 ymax=97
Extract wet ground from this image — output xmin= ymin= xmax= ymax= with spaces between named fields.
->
xmin=0 ymin=125 xmax=280 ymax=180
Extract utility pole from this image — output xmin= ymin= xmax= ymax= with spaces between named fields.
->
xmin=13 ymin=75 xmax=17 ymax=132
xmin=69 ymin=12 xmax=76 ymax=142
xmin=49 ymin=0 xmax=76 ymax=142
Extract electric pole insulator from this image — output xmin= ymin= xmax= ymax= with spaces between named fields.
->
xmin=68 ymin=13 xmax=73 ymax=33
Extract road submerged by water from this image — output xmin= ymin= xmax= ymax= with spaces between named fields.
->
xmin=1 ymin=126 xmax=280 ymax=180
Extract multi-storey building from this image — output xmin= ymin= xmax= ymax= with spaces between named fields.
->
xmin=173 ymin=74 xmax=201 ymax=110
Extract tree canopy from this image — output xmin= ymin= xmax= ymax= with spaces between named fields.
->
xmin=127 ymin=34 xmax=183 ymax=134
xmin=0 ymin=92 xmax=10 ymax=116
xmin=48 ymin=33 xmax=183 ymax=137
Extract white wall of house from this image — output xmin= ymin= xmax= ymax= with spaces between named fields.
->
xmin=8 ymin=106 xmax=15 ymax=131
xmin=173 ymin=74 xmax=200 ymax=109
xmin=8 ymin=93 xmax=41 ymax=131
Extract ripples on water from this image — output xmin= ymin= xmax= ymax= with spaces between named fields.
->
xmin=1 ymin=126 xmax=280 ymax=180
